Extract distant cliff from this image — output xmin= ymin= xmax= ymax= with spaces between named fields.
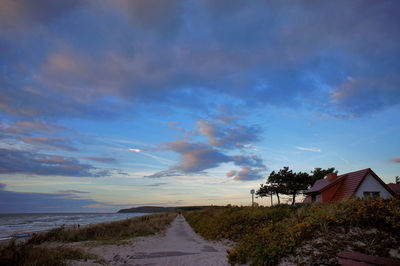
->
xmin=117 ymin=205 xmax=226 ymax=213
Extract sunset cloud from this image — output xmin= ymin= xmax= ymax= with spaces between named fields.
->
xmin=149 ymin=113 xmax=266 ymax=181
xmin=0 ymin=0 xmax=399 ymax=211
xmin=1 ymin=0 xmax=398 ymax=122
xmin=197 ymin=119 xmax=262 ymax=149
xmin=233 ymin=166 xmax=265 ymax=181
xmin=390 ymin=158 xmax=400 ymax=163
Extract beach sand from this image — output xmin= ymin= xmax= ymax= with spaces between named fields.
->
xmin=71 ymin=214 xmax=233 ymax=265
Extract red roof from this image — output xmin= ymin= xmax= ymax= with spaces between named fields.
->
xmin=305 ymin=168 xmax=397 ymax=202
xmin=387 ymin=183 xmax=400 ymax=196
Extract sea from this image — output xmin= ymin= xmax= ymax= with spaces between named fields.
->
xmin=0 ymin=212 xmax=146 ymax=241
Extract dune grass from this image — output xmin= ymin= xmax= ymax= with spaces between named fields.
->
xmin=29 ymin=212 xmax=176 ymax=244
xmin=184 ymin=198 xmax=400 ymax=265
xmin=0 ymin=239 xmax=104 ymax=266
xmin=0 ymin=212 xmax=177 ymax=265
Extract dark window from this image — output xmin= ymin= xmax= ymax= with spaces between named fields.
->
xmin=311 ymin=194 xmax=319 ymax=202
xmin=363 ymin=191 xmax=380 ymax=198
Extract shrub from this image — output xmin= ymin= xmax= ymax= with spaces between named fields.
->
xmin=184 ymin=198 xmax=400 ymax=265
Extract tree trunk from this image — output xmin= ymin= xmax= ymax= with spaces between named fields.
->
xmin=270 ymin=192 xmax=273 ymax=206
xmin=277 ymin=193 xmax=280 ymax=205
xmin=292 ymin=193 xmax=296 ymax=205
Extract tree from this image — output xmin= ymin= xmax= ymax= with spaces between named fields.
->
xmin=311 ymin=167 xmax=338 ymax=183
xmin=257 ymin=167 xmax=310 ymax=205
xmin=285 ymin=170 xmax=311 ymax=205
xmin=256 ymin=183 xmax=274 ymax=206
xmin=257 ymin=167 xmax=338 ymax=206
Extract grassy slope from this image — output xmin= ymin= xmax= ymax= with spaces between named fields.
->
xmin=184 ymin=198 xmax=400 ymax=265
xmin=0 ymin=212 xmax=176 ymax=266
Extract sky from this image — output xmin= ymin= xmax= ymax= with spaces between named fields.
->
xmin=0 ymin=0 xmax=399 ymax=213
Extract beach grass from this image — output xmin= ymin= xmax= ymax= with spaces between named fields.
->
xmin=0 ymin=239 xmax=104 ymax=266
xmin=184 ymin=198 xmax=400 ymax=265
xmin=29 ymin=212 xmax=176 ymax=244
xmin=0 ymin=212 xmax=176 ymax=265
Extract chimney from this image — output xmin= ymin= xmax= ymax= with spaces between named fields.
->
xmin=327 ymin=173 xmax=337 ymax=182
xmin=396 ymin=176 xmax=400 ymax=184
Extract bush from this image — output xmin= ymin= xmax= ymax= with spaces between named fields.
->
xmin=184 ymin=198 xmax=400 ymax=265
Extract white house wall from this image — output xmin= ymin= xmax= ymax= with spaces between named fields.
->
xmin=355 ymin=174 xmax=392 ymax=199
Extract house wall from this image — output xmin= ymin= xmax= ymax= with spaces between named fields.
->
xmin=355 ymin=174 xmax=392 ymax=199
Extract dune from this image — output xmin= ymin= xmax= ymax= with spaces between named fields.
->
xmin=71 ymin=215 xmax=233 ymax=265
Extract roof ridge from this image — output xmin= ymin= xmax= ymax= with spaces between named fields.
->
xmin=338 ymin=168 xmax=370 ymax=177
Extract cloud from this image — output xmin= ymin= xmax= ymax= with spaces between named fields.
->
xmin=390 ymin=158 xmax=400 ymax=163
xmin=21 ymin=137 xmax=77 ymax=151
xmin=145 ymin=170 xmax=183 ymax=178
xmin=147 ymin=182 xmax=168 ymax=187
xmin=1 ymin=121 xmax=66 ymax=136
xmin=114 ymin=0 xmax=183 ymax=35
xmin=0 ymin=148 xmax=109 ymax=177
xmin=232 ymin=166 xmax=265 ymax=181
xmin=331 ymin=75 xmax=400 ymax=115
xmin=197 ymin=119 xmax=262 ymax=149
xmin=0 ymin=82 xmax=118 ymax=119
xmin=0 ymin=188 xmax=124 ymax=213
xmin=232 ymin=154 xmax=265 ymax=168
xmin=226 ymin=170 xmax=236 ymax=177
xmin=83 ymin=157 xmax=117 ymax=164
xmin=1 ymin=0 xmax=399 ymax=123
xmin=228 ymin=154 xmax=266 ymax=181
xmin=128 ymin=148 xmax=142 ymax=152
xmin=164 ymin=141 xmax=231 ymax=173
xmin=58 ymin=190 xmax=89 ymax=194
xmin=296 ymin=147 xmax=322 ymax=153
xmin=0 ymin=0 xmax=81 ymax=32
xmin=149 ymin=112 xmax=266 ymax=180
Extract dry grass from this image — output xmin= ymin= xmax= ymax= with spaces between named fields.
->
xmin=0 ymin=239 xmax=104 ymax=266
xmin=29 ymin=212 xmax=176 ymax=244
xmin=0 ymin=212 xmax=177 ymax=265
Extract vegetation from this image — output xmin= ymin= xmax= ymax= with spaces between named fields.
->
xmin=0 ymin=240 xmax=104 ymax=266
xmin=0 ymin=213 xmax=176 ymax=265
xmin=256 ymin=167 xmax=337 ymax=205
xmin=184 ymin=198 xmax=400 ymax=265
xmin=118 ymin=205 xmax=227 ymax=213
xmin=29 ymin=212 xmax=176 ymax=243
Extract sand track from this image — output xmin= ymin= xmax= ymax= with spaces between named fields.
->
xmin=75 ymin=215 xmax=232 ymax=266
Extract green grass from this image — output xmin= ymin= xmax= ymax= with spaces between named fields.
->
xmin=184 ymin=198 xmax=400 ymax=265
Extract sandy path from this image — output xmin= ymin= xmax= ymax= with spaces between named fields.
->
xmin=78 ymin=215 xmax=233 ymax=266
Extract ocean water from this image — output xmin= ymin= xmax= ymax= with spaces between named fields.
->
xmin=0 ymin=212 xmax=146 ymax=240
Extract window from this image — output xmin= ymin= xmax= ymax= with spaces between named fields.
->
xmin=363 ymin=191 xmax=380 ymax=198
xmin=311 ymin=194 xmax=319 ymax=202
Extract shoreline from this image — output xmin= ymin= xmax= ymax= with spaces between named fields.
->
xmin=0 ymin=212 xmax=148 ymax=243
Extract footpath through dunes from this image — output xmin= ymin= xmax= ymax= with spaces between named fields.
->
xmin=75 ymin=215 xmax=233 ymax=266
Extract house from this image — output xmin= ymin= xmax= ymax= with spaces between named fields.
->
xmin=303 ymin=168 xmax=397 ymax=203
xmin=387 ymin=176 xmax=400 ymax=199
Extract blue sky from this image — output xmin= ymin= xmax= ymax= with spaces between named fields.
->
xmin=0 ymin=0 xmax=399 ymax=212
